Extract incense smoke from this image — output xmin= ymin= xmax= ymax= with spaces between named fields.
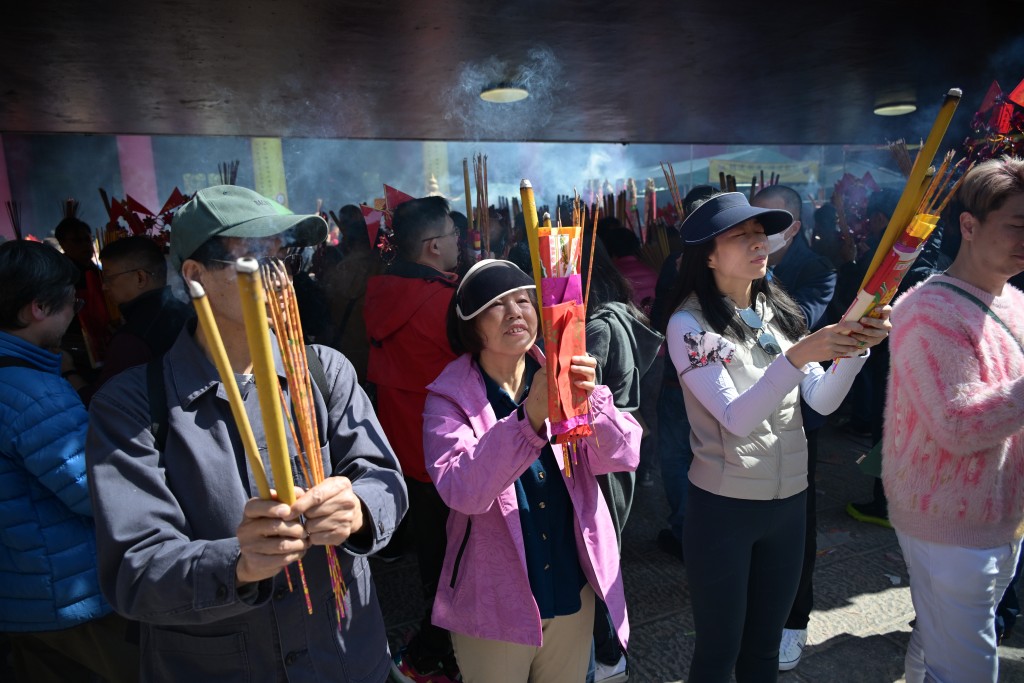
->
xmin=442 ymin=47 xmax=566 ymax=142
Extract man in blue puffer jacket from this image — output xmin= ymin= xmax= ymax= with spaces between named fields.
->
xmin=0 ymin=239 xmax=138 ymax=682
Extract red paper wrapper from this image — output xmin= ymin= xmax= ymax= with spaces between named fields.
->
xmin=540 ymin=273 xmax=591 ymax=444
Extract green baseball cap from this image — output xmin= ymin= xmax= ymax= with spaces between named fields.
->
xmin=170 ymin=185 xmax=328 ymax=268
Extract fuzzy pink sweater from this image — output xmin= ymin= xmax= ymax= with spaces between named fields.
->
xmin=883 ymin=274 xmax=1024 ymax=548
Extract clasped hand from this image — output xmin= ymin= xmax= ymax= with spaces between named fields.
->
xmin=235 ymin=477 xmax=364 ymax=585
xmin=785 ymin=305 xmax=892 ymax=368
xmin=524 ymin=355 xmax=597 ymax=433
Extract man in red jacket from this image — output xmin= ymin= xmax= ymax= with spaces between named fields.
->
xmin=364 ymin=195 xmax=460 ymax=683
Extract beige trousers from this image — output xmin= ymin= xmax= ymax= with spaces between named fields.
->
xmin=451 ymin=585 xmax=596 ymax=683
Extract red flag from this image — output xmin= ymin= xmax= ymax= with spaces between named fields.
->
xmin=360 ymin=205 xmax=385 ymax=247
xmin=1008 ymin=77 xmax=1024 ymax=109
xmin=384 ymin=185 xmax=414 ymax=212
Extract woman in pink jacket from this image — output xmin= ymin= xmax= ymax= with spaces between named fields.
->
xmin=423 ymin=259 xmax=642 ymax=683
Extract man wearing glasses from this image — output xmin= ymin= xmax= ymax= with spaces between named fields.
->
xmin=75 ymin=236 xmax=193 ymax=406
xmin=364 ymin=196 xmax=463 ymax=682
xmin=86 ymin=185 xmax=407 ymax=681
xmin=0 ymin=239 xmax=139 ymax=682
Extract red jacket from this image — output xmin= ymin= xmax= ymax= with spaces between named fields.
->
xmin=364 ymin=261 xmax=457 ymax=482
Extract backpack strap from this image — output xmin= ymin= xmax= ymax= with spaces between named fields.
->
xmin=929 ymin=281 xmax=1024 ymax=355
xmin=304 ymin=345 xmax=331 ymax=447
xmin=304 ymin=345 xmax=330 ymax=402
xmin=147 ymin=358 xmax=169 ymax=452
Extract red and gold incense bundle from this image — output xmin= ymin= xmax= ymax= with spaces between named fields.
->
xmin=858 ymin=88 xmax=962 ymax=294
xmin=521 ymin=180 xmax=594 ymax=475
xmin=840 ymin=151 xmax=970 ymax=325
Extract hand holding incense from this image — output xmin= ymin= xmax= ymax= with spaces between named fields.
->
xmin=188 ymin=279 xmax=271 ymax=499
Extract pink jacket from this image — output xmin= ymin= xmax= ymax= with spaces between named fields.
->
xmin=423 ymin=348 xmax=642 ymax=648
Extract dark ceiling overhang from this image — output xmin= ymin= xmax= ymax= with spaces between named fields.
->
xmin=1 ymin=0 xmax=1022 ymax=145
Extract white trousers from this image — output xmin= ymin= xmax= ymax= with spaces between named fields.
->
xmin=897 ymin=530 xmax=1022 ymax=683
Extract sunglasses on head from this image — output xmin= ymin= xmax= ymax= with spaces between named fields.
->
xmin=737 ymin=306 xmax=783 ymax=356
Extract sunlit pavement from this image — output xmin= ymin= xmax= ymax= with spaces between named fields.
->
xmin=373 ymin=422 xmax=1024 ymax=682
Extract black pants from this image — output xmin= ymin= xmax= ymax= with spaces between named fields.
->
xmin=684 ymin=484 xmax=806 ymax=683
xmin=405 ymin=477 xmax=455 ymax=666
xmin=6 ymin=612 xmax=139 ymax=683
xmin=785 ymin=430 xmax=818 ymax=630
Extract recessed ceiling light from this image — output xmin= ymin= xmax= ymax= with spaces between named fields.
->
xmin=480 ymin=83 xmax=529 ymax=103
xmin=874 ymin=102 xmax=917 ymax=116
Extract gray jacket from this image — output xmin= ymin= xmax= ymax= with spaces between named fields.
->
xmin=586 ymin=302 xmax=664 ymax=413
xmin=86 ymin=324 xmax=407 ymax=682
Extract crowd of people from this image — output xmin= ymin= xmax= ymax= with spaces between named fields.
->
xmin=0 ymin=155 xmax=1022 ymax=683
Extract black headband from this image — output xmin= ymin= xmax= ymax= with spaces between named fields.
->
xmin=455 ymin=259 xmax=535 ymax=320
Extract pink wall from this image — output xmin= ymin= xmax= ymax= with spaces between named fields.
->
xmin=116 ymin=135 xmax=159 ymax=212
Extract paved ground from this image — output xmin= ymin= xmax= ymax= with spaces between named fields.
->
xmin=373 ymin=421 xmax=1024 ymax=682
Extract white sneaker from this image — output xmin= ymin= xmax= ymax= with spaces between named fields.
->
xmin=778 ymin=628 xmax=807 ymax=671
xmin=594 ymin=654 xmax=629 ymax=682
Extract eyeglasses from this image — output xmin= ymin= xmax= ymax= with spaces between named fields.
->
xmin=737 ymin=306 xmax=783 ymax=356
xmin=208 ymin=253 xmax=306 ymax=274
xmin=102 ymin=267 xmax=149 ymax=283
xmin=421 ymin=229 xmax=460 ymax=243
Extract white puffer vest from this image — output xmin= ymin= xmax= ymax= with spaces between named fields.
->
xmin=680 ymin=294 xmax=808 ymax=501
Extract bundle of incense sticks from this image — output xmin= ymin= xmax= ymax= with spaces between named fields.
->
xmin=719 ymin=174 xmax=737 ymax=192
xmin=888 ymin=139 xmax=915 ymax=177
xmin=837 ymin=156 xmax=967 ymax=335
xmin=5 ymin=200 xmax=22 ymax=240
xmin=201 ymin=258 xmax=346 ymax=622
xmin=644 ymin=178 xmax=657 ymax=226
xmin=640 ymin=221 xmax=671 ymax=271
xmin=860 ymin=88 xmax=962 ymax=291
xmin=233 ymin=259 xmax=310 ymax=610
xmin=219 ymin=160 xmax=240 ymax=185
xmin=660 ymin=163 xmax=684 ymax=220
xmin=462 ymin=158 xmax=474 ymax=236
xmin=749 ymin=171 xmax=781 ymax=200
xmin=473 ymin=154 xmax=490 ymax=258
xmin=260 ymin=258 xmax=348 ymax=621
xmin=916 ymin=151 xmax=972 ymax=216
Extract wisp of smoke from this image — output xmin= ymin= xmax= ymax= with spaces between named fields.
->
xmin=442 ymin=47 xmax=566 ymax=142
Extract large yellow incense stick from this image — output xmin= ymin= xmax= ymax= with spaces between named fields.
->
xmin=860 ymin=88 xmax=961 ymax=289
xmin=235 ymin=258 xmax=296 ymax=504
xmin=188 ymin=279 xmax=271 ymax=499
xmin=520 ymin=179 xmax=544 ymax=293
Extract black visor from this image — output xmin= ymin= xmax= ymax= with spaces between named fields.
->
xmin=455 ymin=259 xmax=535 ymax=320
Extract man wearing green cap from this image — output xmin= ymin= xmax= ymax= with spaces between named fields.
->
xmin=86 ymin=185 xmax=408 ymax=682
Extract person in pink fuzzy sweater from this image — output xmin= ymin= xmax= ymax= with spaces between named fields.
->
xmin=883 ymin=156 xmax=1024 ymax=683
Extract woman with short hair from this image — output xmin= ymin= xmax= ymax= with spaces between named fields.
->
xmin=423 ymin=259 xmax=642 ymax=683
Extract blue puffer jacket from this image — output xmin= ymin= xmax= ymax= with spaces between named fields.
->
xmin=0 ymin=330 xmax=110 ymax=631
